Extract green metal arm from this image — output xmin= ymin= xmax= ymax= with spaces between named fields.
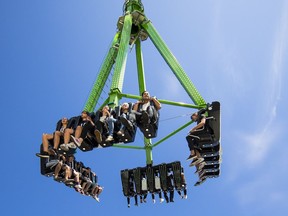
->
xmin=152 ymin=120 xmax=193 ymax=148
xmin=109 ymin=14 xmax=133 ymax=107
xmin=141 ymin=21 xmax=206 ymax=106
xmin=84 ymin=33 xmax=120 ymax=112
xmin=121 ymin=93 xmax=205 ymax=109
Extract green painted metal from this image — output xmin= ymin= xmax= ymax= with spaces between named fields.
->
xmin=135 ymin=39 xmax=146 ymax=94
xmin=112 ymin=144 xmax=145 ymax=150
xmin=135 ymin=37 xmax=153 ymax=165
xmin=84 ymin=33 xmax=120 ymax=112
xmin=152 ymin=121 xmax=193 ymax=148
xmin=142 ymin=21 xmax=206 ymax=106
xmin=124 ymin=0 xmax=144 ymax=14
xmin=121 ymin=93 xmax=204 ymax=109
xmin=109 ymin=14 xmax=133 ymax=107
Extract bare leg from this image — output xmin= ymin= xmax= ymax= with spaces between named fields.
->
xmin=74 ymin=126 xmax=82 ymax=138
xmin=54 ymin=161 xmax=63 ymax=178
xmin=64 ymin=128 xmax=74 ymax=144
xmin=53 ymin=131 xmax=61 ymax=149
xmin=42 ymin=133 xmax=53 ymax=152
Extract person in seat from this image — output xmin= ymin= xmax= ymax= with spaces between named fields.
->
xmin=36 ymin=117 xmax=71 ymax=158
xmin=70 ymin=111 xmax=95 ymax=147
xmin=186 ymin=112 xmax=207 ymax=167
xmin=133 ymin=91 xmax=161 ymax=126
xmin=117 ymin=102 xmax=135 ymax=136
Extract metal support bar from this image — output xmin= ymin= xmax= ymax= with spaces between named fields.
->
xmin=135 ymin=39 xmax=146 ymax=93
xmin=152 ymin=121 xmax=193 ymax=148
xmin=109 ymin=14 xmax=133 ymax=107
xmin=142 ymin=21 xmax=206 ymax=106
xmin=121 ymin=93 xmax=205 ymax=109
xmin=112 ymin=144 xmax=145 ymax=150
xmin=84 ymin=33 xmax=120 ymax=112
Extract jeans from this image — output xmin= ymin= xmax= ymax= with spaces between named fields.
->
xmin=107 ymin=117 xmax=117 ymax=136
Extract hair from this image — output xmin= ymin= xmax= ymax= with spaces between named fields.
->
xmin=141 ymin=90 xmax=149 ymax=96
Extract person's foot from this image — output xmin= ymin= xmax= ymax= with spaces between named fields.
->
xmin=160 ymin=198 xmax=164 ymax=203
xmin=71 ymin=135 xmax=82 ymax=147
xmin=36 ymin=152 xmax=49 ymax=158
xmin=117 ymin=130 xmax=124 ymax=136
xmin=143 ymin=199 xmax=146 ymax=203
xmin=186 ymin=154 xmax=197 ymax=161
xmin=153 ymin=199 xmax=156 ymax=204
xmin=60 ymin=143 xmax=69 ymax=151
xmin=75 ymin=184 xmax=82 ymax=189
xmin=94 ymin=196 xmax=100 ymax=202
xmin=48 ymin=148 xmax=57 ymax=156
xmin=194 ymin=177 xmax=207 ymax=186
xmin=128 ymin=204 xmax=130 ymax=208
xmin=120 ymin=117 xmax=133 ymax=131
xmin=189 ymin=157 xmax=204 ymax=167
xmin=67 ymin=142 xmax=77 ymax=149
xmin=94 ymin=130 xmax=102 ymax=143
xmin=105 ymin=135 xmax=114 ymax=142
xmin=141 ymin=111 xmax=150 ymax=124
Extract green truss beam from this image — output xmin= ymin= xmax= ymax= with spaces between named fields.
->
xmin=141 ymin=21 xmax=206 ymax=106
xmin=109 ymin=14 xmax=133 ymax=107
xmin=84 ymin=33 xmax=120 ymax=112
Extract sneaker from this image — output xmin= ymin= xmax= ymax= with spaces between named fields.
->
xmin=189 ymin=157 xmax=204 ymax=167
xmin=71 ymin=135 xmax=81 ymax=147
xmin=94 ymin=130 xmax=102 ymax=143
xmin=160 ymin=198 xmax=164 ymax=203
xmin=48 ymin=148 xmax=57 ymax=156
xmin=36 ymin=152 xmax=49 ymax=158
xmin=60 ymin=143 xmax=69 ymax=151
xmin=153 ymin=199 xmax=156 ymax=204
xmin=105 ymin=135 xmax=114 ymax=142
xmin=184 ymin=195 xmax=188 ymax=199
xmin=141 ymin=111 xmax=149 ymax=124
xmin=186 ymin=154 xmax=197 ymax=161
xmin=94 ymin=196 xmax=100 ymax=202
xmin=67 ymin=142 xmax=77 ymax=149
xmin=194 ymin=177 xmax=207 ymax=186
xmin=75 ymin=184 xmax=82 ymax=189
xmin=128 ymin=204 xmax=130 ymax=208
xmin=120 ymin=117 xmax=133 ymax=131
xmin=117 ymin=130 xmax=124 ymax=136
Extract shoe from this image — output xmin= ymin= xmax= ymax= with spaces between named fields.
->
xmin=194 ymin=177 xmax=207 ymax=186
xmin=189 ymin=157 xmax=204 ymax=167
xmin=67 ymin=142 xmax=77 ymax=149
xmin=94 ymin=196 xmax=100 ymax=202
xmin=117 ymin=130 xmax=124 ymax=136
xmin=120 ymin=117 xmax=133 ymax=131
xmin=160 ymin=198 xmax=164 ymax=203
xmin=75 ymin=184 xmax=82 ymax=189
xmin=141 ymin=111 xmax=149 ymax=124
xmin=36 ymin=152 xmax=49 ymax=158
xmin=71 ymin=135 xmax=81 ymax=147
xmin=105 ymin=135 xmax=114 ymax=142
xmin=128 ymin=204 xmax=130 ymax=208
xmin=184 ymin=195 xmax=188 ymax=199
xmin=143 ymin=199 xmax=146 ymax=203
xmin=186 ymin=154 xmax=197 ymax=161
xmin=153 ymin=199 xmax=156 ymax=204
xmin=49 ymin=148 xmax=57 ymax=156
xmin=60 ymin=143 xmax=69 ymax=151
xmin=94 ymin=130 xmax=102 ymax=143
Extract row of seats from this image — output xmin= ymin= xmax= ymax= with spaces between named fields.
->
xmin=188 ymin=101 xmax=221 ymax=185
xmin=39 ymin=145 xmax=101 ymax=200
xmin=54 ymin=103 xmax=159 ymax=152
xmin=120 ymin=161 xmax=187 ymax=206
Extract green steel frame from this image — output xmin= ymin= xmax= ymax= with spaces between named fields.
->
xmin=84 ymin=0 xmax=206 ymax=165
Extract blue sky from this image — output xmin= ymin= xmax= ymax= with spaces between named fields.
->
xmin=1 ymin=0 xmax=287 ymax=215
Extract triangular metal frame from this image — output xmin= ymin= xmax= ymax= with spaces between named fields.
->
xmin=84 ymin=0 xmax=207 ymax=165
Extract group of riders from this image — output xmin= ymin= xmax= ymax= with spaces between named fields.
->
xmin=37 ymin=90 xmax=215 ymax=202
